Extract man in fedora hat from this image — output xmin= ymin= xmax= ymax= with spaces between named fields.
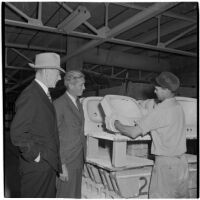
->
xmin=114 ymin=71 xmax=189 ymax=198
xmin=10 ymin=52 xmax=65 ymax=197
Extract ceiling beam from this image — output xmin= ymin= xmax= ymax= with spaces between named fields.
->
xmin=5 ymin=42 xmax=66 ymax=53
xmin=61 ymin=39 xmax=105 ymax=63
xmin=10 ymin=48 xmax=33 ymax=63
xmin=113 ymin=69 xmax=127 ymax=78
xmin=83 ymin=69 xmax=123 ymax=80
xmin=5 ymin=2 xmax=30 ymax=21
xmin=169 ymin=34 xmax=196 ymax=49
xmin=113 ymin=3 xmax=196 ymax=23
xmin=88 ymin=64 xmax=100 ymax=71
xmin=105 ymin=3 xmax=109 ymax=28
xmin=164 ymin=25 xmax=197 ymax=46
xmin=57 ymin=5 xmax=91 ymax=33
xmin=59 ymin=2 xmax=99 ymax=34
xmin=133 ymin=20 xmax=196 ymax=44
xmin=5 ymin=73 xmax=18 ymax=83
xmin=5 ymin=19 xmax=102 ymax=40
xmin=62 ymin=2 xmax=178 ymax=62
xmin=107 ymin=2 xmax=178 ymax=38
xmin=111 ymin=20 xmax=197 ymax=52
xmin=83 ymin=68 xmax=154 ymax=83
xmin=38 ymin=2 xmax=42 ymax=21
xmin=5 ymin=1 xmax=196 ymax=65
xmin=82 ymin=48 xmax=171 ymax=72
xmin=110 ymin=38 xmax=197 ymax=57
xmin=5 ymin=20 xmax=196 ymax=60
xmin=6 ymin=75 xmax=34 ymax=93
xmin=6 ymin=46 xmax=171 ymax=73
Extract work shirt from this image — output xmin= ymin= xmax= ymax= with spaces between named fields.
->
xmin=138 ymin=97 xmax=186 ymax=156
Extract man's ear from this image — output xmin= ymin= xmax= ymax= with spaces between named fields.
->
xmin=165 ymin=88 xmax=172 ymax=94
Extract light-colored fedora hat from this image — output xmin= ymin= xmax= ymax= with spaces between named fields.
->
xmin=29 ymin=52 xmax=65 ymax=73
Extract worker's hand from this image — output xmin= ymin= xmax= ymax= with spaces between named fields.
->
xmin=114 ymin=120 xmax=123 ymax=131
xmin=59 ymin=164 xmax=69 ymax=182
xmin=34 ymin=153 xmax=40 ymax=162
xmin=145 ymin=99 xmax=156 ymax=111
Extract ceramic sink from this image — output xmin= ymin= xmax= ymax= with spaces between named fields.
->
xmin=100 ymin=95 xmax=143 ymax=132
xmin=82 ymin=95 xmax=197 ymax=139
xmin=82 ymin=96 xmax=105 ymax=135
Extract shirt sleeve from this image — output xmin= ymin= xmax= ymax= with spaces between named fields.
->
xmin=137 ymin=106 xmax=170 ymax=135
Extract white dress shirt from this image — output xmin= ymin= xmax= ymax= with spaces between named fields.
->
xmin=35 ymin=79 xmax=48 ymax=95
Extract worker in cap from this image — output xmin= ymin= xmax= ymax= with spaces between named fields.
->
xmin=152 ymin=71 xmax=180 ymax=92
xmin=114 ymin=71 xmax=189 ymax=198
xmin=10 ymin=52 xmax=65 ymax=197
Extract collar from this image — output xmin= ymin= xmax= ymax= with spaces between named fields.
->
xmin=157 ymin=97 xmax=177 ymax=109
xmin=35 ymin=79 xmax=48 ymax=95
xmin=66 ymin=91 xmax=78 ymax=106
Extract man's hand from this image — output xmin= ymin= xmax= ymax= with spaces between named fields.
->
xmin=59 ymin=164 xmax=69 ymax=182
xmin=34 ymin=153 xmax=40 ymax=162
xmin=114 ymin=120 xmax=143 ymax=139
xmin=114 ymin=120 xmax=123 ymax=132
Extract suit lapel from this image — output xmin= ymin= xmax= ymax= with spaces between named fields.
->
xmin=32 ymin=81 xmax=61 ymax=149
xmin=64 ymin=93 xmax=82 ymax=121
xmin=32 ymin=81 xmax=55 ymax=114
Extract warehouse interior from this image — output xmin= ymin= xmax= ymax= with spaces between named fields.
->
xmin=3 ymin=2 xmax=198 ymax=198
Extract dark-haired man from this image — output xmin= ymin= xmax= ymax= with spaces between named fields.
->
xmin=54 ymin=70 xmax=86 ymax=198
xmin=115 ymin=71 xmax=189 ymax=198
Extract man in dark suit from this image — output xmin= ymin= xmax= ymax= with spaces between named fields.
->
xmin=53 ymin=70 xmax=86 ymax=198
xmin=10 ymin=52 xmax=65 ymax=197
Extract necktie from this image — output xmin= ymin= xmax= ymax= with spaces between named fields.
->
xmin=47 ymin=90 xmax=52 ymax=102
xmin=76 ymin=98 xmax=81 ymax=111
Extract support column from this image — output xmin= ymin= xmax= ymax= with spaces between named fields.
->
xmin=66 ymin=37 xmax=84 ymax=71
xmin=112 ymin=141 xmax=127 ymax=167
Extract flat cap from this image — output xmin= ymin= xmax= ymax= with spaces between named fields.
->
xmin=154 ymin=71 xmax=180 ymax=92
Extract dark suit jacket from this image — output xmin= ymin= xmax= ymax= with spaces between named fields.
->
xmin=53 ymin=93 xmax=86 ymax=167
xmin=10 ymin=80 xmax=62 ymax=174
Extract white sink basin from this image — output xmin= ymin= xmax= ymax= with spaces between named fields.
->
xmin=82 ymin=95 xmax=197 ymax=139
xmin=101 ymin=95 xmax=143 ymax=132
xmin=82 ymin=96 xmax=105 ymax=135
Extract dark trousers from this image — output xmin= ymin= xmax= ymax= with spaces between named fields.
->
xmin=56 ymin=151 xmax=84 ymax=198
xmin=21 ymin=167 xmax=56 ymax=197
xmin=56 ymin=167 xmax=82 ymax=198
